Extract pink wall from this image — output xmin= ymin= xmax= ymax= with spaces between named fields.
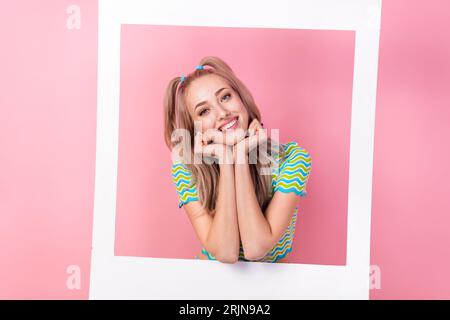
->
xmin=115 ymin=25 xmax=354 ymax=265
xmin=369 ymin=0 xmax=450 ymax=299
xmin=1 ymin=0 xmax=449 ymax=299
xmin=0 ymin=1 xmax=97 ymax=298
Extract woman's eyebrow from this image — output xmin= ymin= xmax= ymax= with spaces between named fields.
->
xmin=194 ymin=87 xmax=228 ymax=110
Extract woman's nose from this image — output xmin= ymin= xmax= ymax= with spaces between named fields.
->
xmin=216 ymin=103 xmax=230 ymax=119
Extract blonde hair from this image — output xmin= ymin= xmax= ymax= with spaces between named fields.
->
xmin=163 ymin=56 xmax=284 ymax=213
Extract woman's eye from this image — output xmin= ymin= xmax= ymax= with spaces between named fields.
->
xmin=199 ymin=108 xmax=209 ymax=116
xmin=221 ymin=93 xmax=231 ymax=102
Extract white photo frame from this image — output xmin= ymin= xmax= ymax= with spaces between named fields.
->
xmin=90 ymin=0 xmax=382 ymax=299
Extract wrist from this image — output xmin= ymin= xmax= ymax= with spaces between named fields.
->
xmin=219 ymin=145 xmax=234 ymax=165
xmin=233 ymin=142 xmax=248 ymax=164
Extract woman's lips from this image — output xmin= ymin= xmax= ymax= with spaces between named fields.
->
xmin=219 ymin=117 xmax=239 ymax=131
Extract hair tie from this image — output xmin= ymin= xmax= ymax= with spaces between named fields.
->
xmin=180 ymin=66 xmax=203 ymax=84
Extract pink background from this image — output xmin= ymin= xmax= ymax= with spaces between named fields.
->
xmin=1 ymin=0 xmax=449 ymax=299
xmin=115 ymin=25 xmax=354 ymax=265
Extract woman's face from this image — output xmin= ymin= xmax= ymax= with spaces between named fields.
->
xmin=185 ymin=74 xmax=249 ymax=134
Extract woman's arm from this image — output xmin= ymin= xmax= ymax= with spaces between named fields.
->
xmin=204 ymin=162 xmax=240 ymax=262
xmin=234 ymin=157 xmax=299 ymax=261
xmin=233 ymin=119 xmax=304 ymax=261
xmin=183 ymin=141 xmax=240 ymax=263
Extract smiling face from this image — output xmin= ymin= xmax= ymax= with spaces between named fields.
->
xmin=184 ymin=74 xmax=249 ymax=133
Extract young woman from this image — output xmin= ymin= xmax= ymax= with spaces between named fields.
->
xmin=163 ymin=56 xmax=312 ymax=263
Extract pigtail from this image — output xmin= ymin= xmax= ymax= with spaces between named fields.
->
xmin=163 ymin=77 xmax=183 ymax=149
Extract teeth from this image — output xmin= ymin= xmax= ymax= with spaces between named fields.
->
xmin=220 ymin=118 xmax=237 ymax=131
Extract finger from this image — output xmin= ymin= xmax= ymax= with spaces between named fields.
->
xmin=202 ymin=129 xmax=225 ymax=145
xmin=248 ymin=122 xmax=256 ymax=136
xmin=204 ymin=129 xmax=246 ymax=146
xmin=254 ymin=120 xmax=263 ymax=132
xmin=202 ymin=129 xmax=225 ymax=146
xmin=257 ymin=127 xmax=267 ymax=137
xmin=248 ymin=119 xmax=258 ymax=129
xmin=248 ymin=119 xmax=261 ymax=136
xmin=194 ymin=132 xmax=205 ymax=153
xmin=251 ymin=120 xmax=263 ymax=134
xmin=202 ymin=144 xmax=225 ymax=160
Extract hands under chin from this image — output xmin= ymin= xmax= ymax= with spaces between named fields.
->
xmin=195 ymin=119 xmax=267 ymax=165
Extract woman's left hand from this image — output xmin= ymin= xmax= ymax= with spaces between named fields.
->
xmin=233 ymin=119 xmax=267 ymax=164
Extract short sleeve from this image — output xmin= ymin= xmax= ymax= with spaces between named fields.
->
xmin=273 ymin=142 xmax=312 ymax=197
xmin=171 ymin=161 xmax=199 ymax=208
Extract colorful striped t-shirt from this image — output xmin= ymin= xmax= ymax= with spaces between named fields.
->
xmin=171 ymin=141 xmax=312 ymax=262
